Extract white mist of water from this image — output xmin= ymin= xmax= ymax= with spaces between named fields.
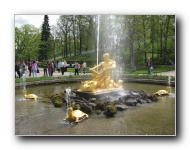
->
xmin=168 ymin=76 xmax=171 ymax=86
xmin=97 ymin=15 xmax=100 ymax=72
xmin=20 ymin=74 xmax=27 ymax=100
xmin=21 ymin=74 xmax=26 ymax=90
xmin=65 ymin=87 xmax=71 ymax=116
xmin=168 ymin=76 xmax=172 ymax=93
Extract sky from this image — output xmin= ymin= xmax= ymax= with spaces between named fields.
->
xmin=15 ymin=15 xmax=60 ymax=28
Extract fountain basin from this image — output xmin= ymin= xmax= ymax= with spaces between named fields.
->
xmin=74 ymin=88 xmax=123 ymax=99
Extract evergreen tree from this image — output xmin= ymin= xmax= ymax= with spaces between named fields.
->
xmin=39 ymin=15 xmax=51 ymax=61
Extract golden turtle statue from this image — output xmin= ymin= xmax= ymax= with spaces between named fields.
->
xmin=23 ymin=89 xmax=39 ymax=100
xmin=63 ymin=107 xmax=89 ymax=123
xmin=154 ymin=87 xmax=171 ymax=96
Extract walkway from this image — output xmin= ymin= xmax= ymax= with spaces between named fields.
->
xmin=24 ymin=68 xmax=91 ymax=78
xmin=154 ymin=70 xmax=175 ymax=76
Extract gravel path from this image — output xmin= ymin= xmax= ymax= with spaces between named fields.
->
xmin=154 ymin=70 xmax=175 ymax=76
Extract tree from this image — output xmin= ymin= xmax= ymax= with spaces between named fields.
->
xmin=15 ymin=24 xmax=41 ymax=62
xmin=52 ymin=15 xmax=175 ymax=67
xmin=39 ymin=15 xmax=51 ymax=61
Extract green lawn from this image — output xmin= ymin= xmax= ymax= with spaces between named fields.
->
xmin=125 ymin=66 xmax=175 ymax=74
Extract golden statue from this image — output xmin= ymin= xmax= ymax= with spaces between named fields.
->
xmin=154 ymin=87 xmax=171 ymax=96
xmin=78 ymin=53 xmax=123 ymax=93
xmin=23 ymin=88 xmax=39 ymax=100
xmin=63 ymin=107 xmax=89 ymax=122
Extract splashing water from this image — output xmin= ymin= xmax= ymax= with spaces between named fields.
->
xmin=20 ymin=74 xmax=27 ymax=100
xmin=65 ymin=87 xmax=71 ymax=116
xmin=168 ymin=76 xmax=171 ymax=86
xmin=20 ymin=74 xmax=26 ymax=90
xmin=168 ymin=76 xmax=172 ymax=94
xmin=97 ymin=15 xmax=100 ymax=72
xmin=59 ymin=120 xmax=74 ymax=127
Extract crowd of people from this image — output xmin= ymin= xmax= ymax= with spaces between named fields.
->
xmin=15 ymin=60 xmax=40 ymax=78
xmin=15 ymin=59 xmax=87 ymax=78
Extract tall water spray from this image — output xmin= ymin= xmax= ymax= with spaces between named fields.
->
xmin=21 ymin=74 xmax=27 ymax=95
xmin=65 ymin=87 xmax=71 ymax=116
xmin=168 ymin=76 xmax=171 ymax=93
xmin=21 ymin=74 xmax=26 ymax=89
xmin=97 ymin=15 xmax=100 ymax=72
xmin=168 ymin=76 xmax=171 ymax=86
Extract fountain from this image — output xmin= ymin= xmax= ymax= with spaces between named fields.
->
xmin=75 ymin=53 xmax=123 ymax=99
xmin=153 ymin=76 xmax=171 ymax=96
xmin=168 ymin=76 xmax=171 ymax=87
xmin=64 ymin=87 xmax=89 ymax=123
xmin=65 ymin=87 xmax=71 ymax=116
xmin=20 ymin=73 xmax=26 ymax=90
xmin=21 ymin=74 xmax=39 ymax=100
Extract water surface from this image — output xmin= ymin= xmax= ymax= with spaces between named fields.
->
xmin=15 ymin=83 xmax=175 ymax=136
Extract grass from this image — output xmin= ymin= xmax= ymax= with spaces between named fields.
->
xmin=123 ymin=74 xmax=175 ymax=81
xmin=125 ymin=66 xmax=175 ymax=74
xmin=15 ymin=76 xmax=54 ymax=83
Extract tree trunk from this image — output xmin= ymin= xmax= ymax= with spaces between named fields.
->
xmin=163 ymin=15 xmax=171 ymax=64
xmin=142 ymin=15 xmax=147 ymax=65
xmin=129 ymin=16 xmax=136 ymax=71
xmin=150 ymin=16 xmax=155 ymax=65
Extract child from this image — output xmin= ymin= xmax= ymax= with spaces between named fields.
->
xmin=48 ymin=63 xmax=53 ymax=76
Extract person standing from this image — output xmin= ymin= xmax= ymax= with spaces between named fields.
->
xmin=48 ymin=62 xmax=53 ymax=76
xmin=32 ymin=61 xmax=38 ymax=77
xmin=57 ymin=59 xmax=61 ymax=72
xmin=64 ymin=59 xmax=67 ymax=72
xmin=51 ymin=61 xmax=55 ymax=76
xmin=21 ymin=60 xmax=26 ymax=77
xmin=43 ymin=61 xmax=48 ymax=76
xmin=146 ymin=57 xmax=152 ymax=74
xmin=78 ymin=63 xmax=81 ymax=73
xmin=74 ymin=61 xmax=79 ymax=75
xmin=82 ymin=62 xmax=87 ymax=74
xmin=15 ymin=62 xmax=21 ymax=78
xmin=27 ymin=60 xmax=32 ymax=77
xmin=60 ymin=59 xmax=65 ymax=75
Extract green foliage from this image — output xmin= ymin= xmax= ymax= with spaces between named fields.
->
xmin=15 ymin=24 xmax=41 ymax=61
xmin=58 ymin=51 xmax=104 ymax=67
xmin=39 ymin=15 xmax=51 ymax=61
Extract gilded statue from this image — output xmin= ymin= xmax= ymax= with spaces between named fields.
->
xmin=23 ymin=88 xmax=39 ymax=100
xmin=154 ymin=87 xmax=171 ymax=96
xmin=63 ymin=107 xmax=89 ymax=122
xmin=78 ymin=53 xmax=123 ymax=93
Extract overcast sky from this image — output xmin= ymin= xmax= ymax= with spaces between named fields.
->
xmin=15 ymin=15 xmax=60 ymax=28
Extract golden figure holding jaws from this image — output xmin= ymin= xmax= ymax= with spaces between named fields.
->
xmin=79 ymin=53 xmax=123 ymax=93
